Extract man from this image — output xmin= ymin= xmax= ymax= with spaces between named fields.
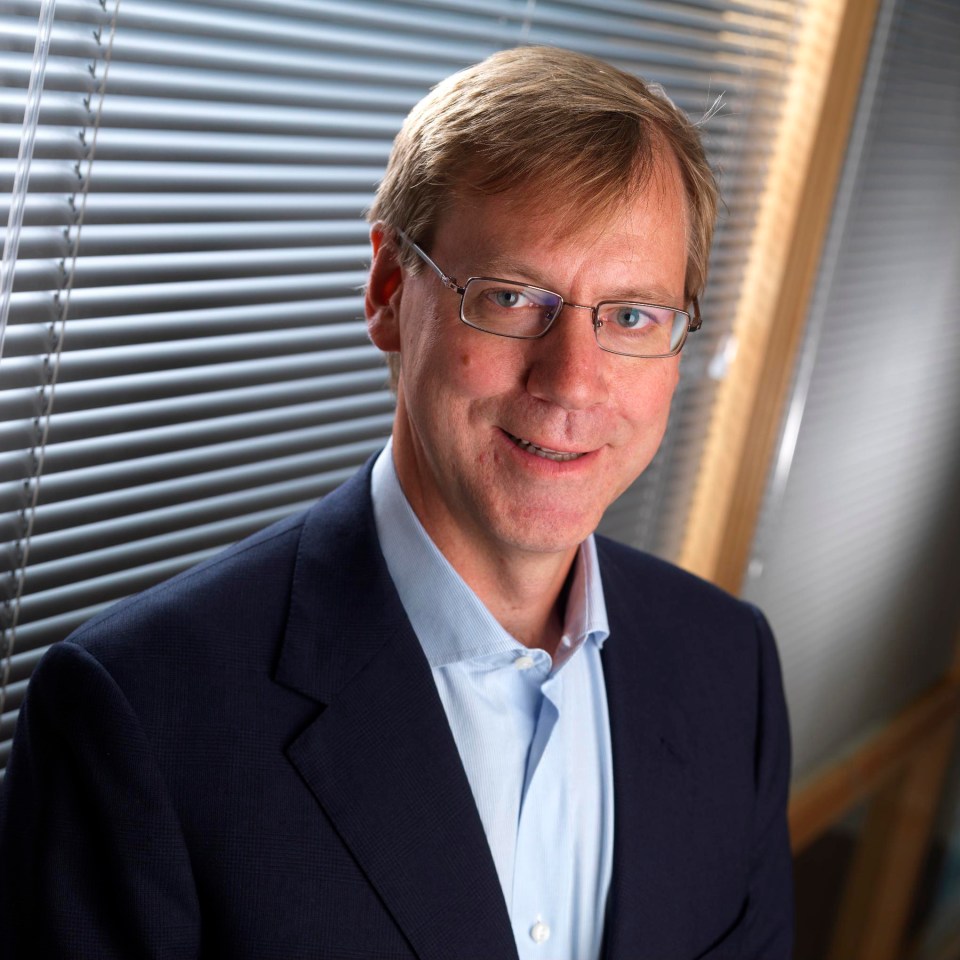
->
xmin=0 ymin=46 xmax=793 ymax=959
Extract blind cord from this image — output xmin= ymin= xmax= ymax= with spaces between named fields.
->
xmin=1 ymin=0 xmax=122 ymax=720
xmin=0 ymin=0 xmax=57 ymax=372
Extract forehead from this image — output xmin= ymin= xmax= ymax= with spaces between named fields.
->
xmin=433 ymin=152 xmax=689 ymax=302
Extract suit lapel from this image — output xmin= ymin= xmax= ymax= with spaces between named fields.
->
xmin=274 ymin=466 xmax=518 ymax=960
xmin=598 ymin=541 xmax=698 ymax=960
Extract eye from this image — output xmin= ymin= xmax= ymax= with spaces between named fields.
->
xmin=489 ymin=288 xmax=528 ymax=308
xmin=612 ymin=305 xmax=653 ymax=329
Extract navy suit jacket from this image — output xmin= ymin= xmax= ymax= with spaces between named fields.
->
xmin=0 ymin=462 xmax=793 ymax=959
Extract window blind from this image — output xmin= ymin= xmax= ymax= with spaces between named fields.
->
xmin=0 ymin=0 xmax=802 ymax=774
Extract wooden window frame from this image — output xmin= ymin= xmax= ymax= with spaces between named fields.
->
xmin=675 ymin=0 xmax=960 ymax=954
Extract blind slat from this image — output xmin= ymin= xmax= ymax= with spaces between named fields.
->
xmin=6 ymin=271 xmax=368 ymax=324
xmin=1 ymin=296 xmax=366 ymax=358
xmin=1 ymin=407 xmax=395 ymax=482
xmin=13 ymin=245 xmax=370 ymax=292
xmin=2 ymin=428 xmax=391 ymax=528
xmin=0 ymin=382 xmax=393 ymax=466
xmin=0 ymin=360 xmax=387 ymax=442
xmin=20 ymin=457 xmax=381 ymax=581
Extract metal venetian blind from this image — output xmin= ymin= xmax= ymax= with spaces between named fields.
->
xmin=0 ymin=0 xmax=801 ymax=774
xmin=742 ymin=0 xmax=960 ymax=780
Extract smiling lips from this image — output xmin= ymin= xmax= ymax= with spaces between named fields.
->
xmin=506 ymin=431 xmax=586 ymax=462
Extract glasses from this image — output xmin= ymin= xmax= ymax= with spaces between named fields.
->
xmin=395 ymin=229 xmax=700 ymax=359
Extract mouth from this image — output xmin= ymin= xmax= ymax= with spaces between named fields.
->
xmin=505 ymin=431 xmax=586 ymax=462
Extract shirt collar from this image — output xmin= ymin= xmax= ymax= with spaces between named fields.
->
xmin=370 ymin=440 xmax=610 ymax=670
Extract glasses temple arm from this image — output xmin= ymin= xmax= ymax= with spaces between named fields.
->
xmin=395 ymin=228 xmax=464 ymax=294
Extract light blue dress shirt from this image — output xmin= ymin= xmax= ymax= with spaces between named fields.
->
xmin=371 ymin=441 xmax=614 ymax=960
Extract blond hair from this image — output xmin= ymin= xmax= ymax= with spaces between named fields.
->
xmin=369 ymin=45 xmax=718 ymax=377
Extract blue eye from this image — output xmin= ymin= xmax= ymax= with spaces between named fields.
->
xmin=613 ymin=306 xmax=651 ymax=329
xmin=492 ymin=289 xmax=523 ymax=308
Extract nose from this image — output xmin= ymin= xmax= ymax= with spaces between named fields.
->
xmin=523 ymin=303 xmax=609 ymax=410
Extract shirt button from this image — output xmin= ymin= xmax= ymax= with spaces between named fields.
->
xmin=514 ymin=654 xmax=535 ymax=671
xmin=530 ymin=920 xmax=550 ymax=944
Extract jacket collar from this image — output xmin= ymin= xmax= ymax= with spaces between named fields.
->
xmin=274 ymin=461 xmax=519 ymax=960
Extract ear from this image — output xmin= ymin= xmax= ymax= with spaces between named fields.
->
xmin=365 ymin=222 xmax=404 ymax=353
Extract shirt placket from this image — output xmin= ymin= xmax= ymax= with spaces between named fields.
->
xmin=512 ymin=667 xmax=569 ymax=959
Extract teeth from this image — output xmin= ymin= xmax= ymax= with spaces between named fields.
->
xmin=509 ymin=433 xmax=584 ymax=462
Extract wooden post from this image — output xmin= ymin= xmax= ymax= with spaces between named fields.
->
xmin=788 ymin=632 xmax=960 ymax=959
xmin=789 ymin=674 xmax=960 ymax=854
xmin=678 ymin=0 xmax=881 ymax=593
xmin=826 ymin=720 xmax=957 ymax=960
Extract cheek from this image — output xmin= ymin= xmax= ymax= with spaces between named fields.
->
xmin=398 ymin=301 xmax=453 ymax=390
xmin=403 ymin=325 xmax=501 ymax=425
xmin=443 ymin=333 xmax=521 ymax=401
xmin=615 ymin=358 xmax=680 ymax=420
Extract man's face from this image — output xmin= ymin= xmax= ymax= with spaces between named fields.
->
xmin=368 ymin=155 xmax=688 ymax=568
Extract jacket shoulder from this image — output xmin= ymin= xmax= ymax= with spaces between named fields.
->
xmin=67 ymin=509 xmax=309 ymax=661
xmin=594 ymin=533 xmax=779 ymax=726
xmin=594 ymin=533 xmax=765 ymax=628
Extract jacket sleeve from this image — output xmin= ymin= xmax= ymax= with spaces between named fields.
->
xmin=0 ymin=640 xmax=201 ymax=960
xmin=740 ymin=606 xmax=795 ymax=958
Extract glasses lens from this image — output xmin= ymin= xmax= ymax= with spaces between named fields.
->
xmin=596 ymin=302 xmax=687 ymax=357
xmin=461 ymin=279 xmax=561 ymax=338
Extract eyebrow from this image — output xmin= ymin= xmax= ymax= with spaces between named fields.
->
xmin=474 ymin=253 xmax=683 ymax=308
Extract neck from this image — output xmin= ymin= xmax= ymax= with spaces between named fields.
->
xmin=496 ymin=558 xmax=577 ymax=656
xmin=434 ymin=530 xmax=579 ymax=657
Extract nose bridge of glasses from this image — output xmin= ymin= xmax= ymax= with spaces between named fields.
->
xmin=555 ymin=298 xmax=602 ymax=329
